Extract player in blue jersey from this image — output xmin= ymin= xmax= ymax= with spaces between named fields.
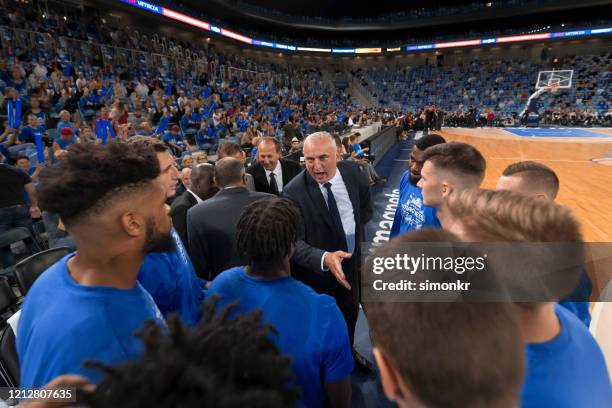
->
xmin=390 ymin=134 xmax=445 ymax=238
xmin=130 ymin=138 xmax=206 ymax=326
xmin=496 ymin=160 xmax=593 ymax=326
xmin=447 ymin=189 xmax=612 ymax=408
xmin=18 ymin=143 xmax=170 ymax=387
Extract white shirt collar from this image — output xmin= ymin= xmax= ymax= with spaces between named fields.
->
xmin=187 ymin=189 xmax=203 ymax=204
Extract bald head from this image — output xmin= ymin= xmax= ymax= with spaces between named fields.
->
xmin=303 ymin=132 xmax=337 ymax=184
xmin=214 ymin=157 xmax=245 ymax=188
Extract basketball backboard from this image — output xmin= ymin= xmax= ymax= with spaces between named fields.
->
xmin=536 ymin=70 xmax=573 ymax=89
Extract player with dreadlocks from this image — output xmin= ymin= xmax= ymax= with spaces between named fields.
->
xmin=208 ymin=197 xmax=354 ymax=408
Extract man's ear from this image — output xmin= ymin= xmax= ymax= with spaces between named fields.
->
xmin=373 ymin=347 xmax=406 ymax=404
xmin=441 ymin=181 xmax=454 ymax=198
xmin=120 ymin=212 xmax=144 ymax=238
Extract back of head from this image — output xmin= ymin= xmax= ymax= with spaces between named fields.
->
xmin=236 ymin=197 xmax=299 ymax=274
xmin=422 ymin=142 xmax=486 ymax=187
xmin=217 ymin=141 xmax=243 ymax=159
xmin=447 ymin=189 xmax=581 ymax=243
xmin=501 ymin=161 xmax=559 ymax=199
xmin=214 ymin=157 xmax=244 ymax=188
xmin=128 ymin=136 xmax=168 ymax=155
xmin=365 ymin=231 xmax=524 ymax=408
xmin=447 ymin=189 xmax=584 ymax=302
xmin=38 ymin=143 xmax=160 ymax=229
xmin=415 ymin=134 xmax=446 ymax=151
xmin=80 ymin=301 xmax=301 ymax=407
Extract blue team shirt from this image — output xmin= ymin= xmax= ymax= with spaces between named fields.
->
xmin=18 ymin=125 xmax=45 ymax=144
xmin=390 ymin=171 xmax=440 ymax=238
xmin=558 ymin=270 xmax=592 ymax=327
xmin=138 ymin=229 xmax=205 ymax=326
xmin=17 ymin=254 xmax=164 ymax=387
xmin=208 ymin=267 xmax=354 ymax=407
xmin=521 ymin=304 xmax=612 ymax=408
xmin=55 ymin=135 xmax=77 ymax=150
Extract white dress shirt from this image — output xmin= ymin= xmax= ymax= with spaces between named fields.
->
xmin=264 ymin=160 xmax=284 ymax=192
xmin=318 ymin=169 xmax=356 ymax=270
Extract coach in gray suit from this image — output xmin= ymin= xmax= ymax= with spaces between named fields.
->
xmin=187 ymin=157 xmax=271 ymax=279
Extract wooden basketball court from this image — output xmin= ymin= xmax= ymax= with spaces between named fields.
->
xmin=438 ymin=127 xmax=612 ymax=242
xmin=438 ymin=127 xmax=612 ymax=294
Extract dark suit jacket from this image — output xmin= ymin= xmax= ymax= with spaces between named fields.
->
xmin=247 ymin=158 xmax=301 ymax=195
xmin=282 ymin=161 xmax=372 ymax=299
xmin=169 ymin=190 xmax=198 ymax=253
xmin=186 ymin=187 xmax=272 ymax=279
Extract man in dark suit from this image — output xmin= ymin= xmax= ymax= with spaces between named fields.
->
xmin=283 ymin=131 xmax=373 ymax=372
xmin=247 ymin=137 xmax=301 ymax=196
xmin=187 ymin=157 xmax=271 ymax=279
xmin=170 ymin=163 xmax=216 ymax=252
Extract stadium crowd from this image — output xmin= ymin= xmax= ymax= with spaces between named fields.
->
xmin=358 ymin=53 xmax=612 ymax=127
xmin=0 ymin=1 xmax=610 ymax=408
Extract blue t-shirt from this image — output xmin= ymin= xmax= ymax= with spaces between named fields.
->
xmin=208 ymin=267 xmax=354 ymax=407
xmin=138 ymin=229 xmax=205 ymax=326
xmin=55 ymin=135 xmax=77 ymax=150
xmin=17 ymin=254 xmax=164 ymax=387
xmin=558 ymin=270 xmax=592 ymax=327
xmin=18 ymin=126 xmax=45 ymax=144
xmin=521 ymin=304 xmax=612 ymax=408
xmin=390 ymin=171 xmax=441 ymax=238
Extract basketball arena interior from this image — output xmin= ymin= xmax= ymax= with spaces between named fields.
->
xmin=0 ymin=0 xmax=611 ymax=406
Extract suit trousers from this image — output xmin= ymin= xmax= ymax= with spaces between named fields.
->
xmin=334 ymin=285 xmax=359 ymax=347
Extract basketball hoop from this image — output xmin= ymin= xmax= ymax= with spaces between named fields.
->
xmin=536 ymin=70 xmax=573 ymax=89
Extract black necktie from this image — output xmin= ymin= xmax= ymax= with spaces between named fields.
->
xmin=324 ymin=182 xmax=347 ymax=251
xmin=269 ymin=172 xmax=279 ymax=195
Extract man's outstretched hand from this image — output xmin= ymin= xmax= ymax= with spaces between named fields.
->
xmin=324 ymin=251 xmax=352 ymax=290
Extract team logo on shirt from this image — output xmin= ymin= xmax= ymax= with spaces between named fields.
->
xmin=172 ymin=229 xmax=190 ymax=266
xmin=401 ymin=193 xmax=426 ymax=229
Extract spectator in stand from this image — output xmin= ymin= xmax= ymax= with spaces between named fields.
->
xmin=282 ymin=116 xmax=297 ymax=151
xmin=180 ymin=154 xmax=193 ymax=170
xmin=53 ymin=127 xmax=79 ymax=152
xmin=163 ymin=125 xmax=189 ymax=156
xmin=0 ymin=158 xmax=41 ymax=268
xmin=56 ymin=110 xmax=78 ymax=135
xmin=25 ymin=96 xmax=47 ymax=129
xmin=14 ymin=155 xmax=41 ymax=182
xmin=17 ymin=143 xmax=168 ymax=387
xmin=208 ymin=197 xmax=353 ymax=407
xmin=192 ymin=151 xmax=209 ymax=165
xmin=195 ymin=122 xmax=217 ymax=154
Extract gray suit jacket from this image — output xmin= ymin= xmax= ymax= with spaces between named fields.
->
xmin=186 ymin=187 xmax=271 ymax=279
